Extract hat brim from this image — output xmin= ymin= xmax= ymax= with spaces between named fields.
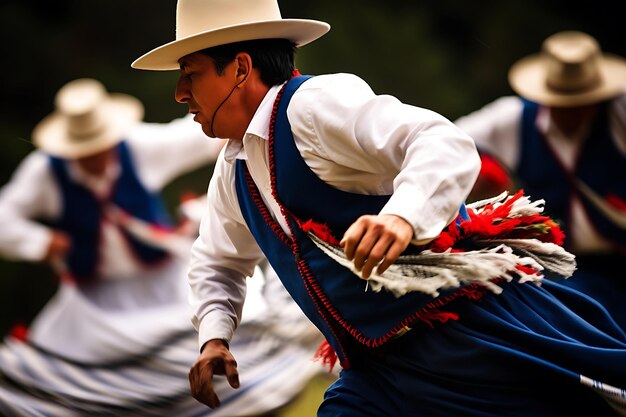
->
xmin=33 ymin=94 xmax=144 ymax=159
xmin=132 ymin=19 xmax=330 ymax=71
xmin=508 ymin=53 xmax=626 ymax=107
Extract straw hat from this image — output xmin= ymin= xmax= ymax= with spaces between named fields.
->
xmin=508 ymin=31 xmax=626 ymax=107
xmin=132 ymin=0 xmax=330 ymax=71
xmin=33 ymin=79 xmax=144 ymax=159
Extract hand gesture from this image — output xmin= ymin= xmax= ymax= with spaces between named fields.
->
xmin=189 ymin=339 xmax=240 ymax=408
xmin=44 ymin=231 xmax=71 ymax=263
xmin=340 ymin=214 xmax=413 ymax=279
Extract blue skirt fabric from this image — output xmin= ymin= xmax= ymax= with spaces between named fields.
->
xmin=319 ymin=279 xmax=626 ymax=417
xmin=547 ymin=254 xmax=626 ymax=331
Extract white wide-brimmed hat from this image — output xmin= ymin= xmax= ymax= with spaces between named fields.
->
xmin=132 ymin=0 xmax=330 ymax=71
xmin=508 ymin=31 xmax=626 ymax=107
xmin=33 ymin=79 xmax=144 ymax=159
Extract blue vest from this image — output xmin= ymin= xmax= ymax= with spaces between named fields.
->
xmin=235 ymin=76 xmax=483 ymax=367
xmin=50 ymin=141 xmax=172 ymax=281
xmin=517 ymin=99 xmax=626 ymax=249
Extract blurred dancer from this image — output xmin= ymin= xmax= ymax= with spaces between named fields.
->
xmin=0 ymin=78 xmax=329 ymax=416
xmin=456 ymin=30 xmax=626 ymax=328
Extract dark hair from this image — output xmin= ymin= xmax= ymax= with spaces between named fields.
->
xmin=199 ymin=39 xmax=296 ymax=86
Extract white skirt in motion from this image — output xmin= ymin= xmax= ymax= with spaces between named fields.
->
xmin=0 ymin=265 xmax=330 ymax=417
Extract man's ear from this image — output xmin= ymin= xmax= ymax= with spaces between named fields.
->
xmin=234 ymin=53 xmax=252 ymax=85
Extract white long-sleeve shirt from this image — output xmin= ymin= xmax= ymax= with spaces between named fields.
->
xmin=189 ymin=73 xmax=481 ymax=348
xmin=454 ymin=94 xmax=626 ymax=253
xmin=0 ymin=114 xmax=224 ymax=276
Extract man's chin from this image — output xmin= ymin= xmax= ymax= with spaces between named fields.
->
xmin=199 ymin=121 xmax=216 ymax=138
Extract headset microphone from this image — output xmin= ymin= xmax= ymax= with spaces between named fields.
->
xmin=209 ymin=72 xmax=248 ymax=137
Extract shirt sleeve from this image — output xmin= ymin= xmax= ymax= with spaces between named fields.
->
xmin=125 ymin=114 xmax=226 ymax=191
xmin=288 ymin=73 xmax=481 ymax=244
xmin=454 ymin=96 xmax=524 ymax=170
xmin=0 ymin=152 xmax=60 ymax=261
xmin=188 ymin=156 xmax=265 ymax=350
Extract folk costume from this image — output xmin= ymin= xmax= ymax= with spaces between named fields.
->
xmin=0 ymin=79 xmax=328 ymax=416
xmin=131 ymin=3 xmax=626 ymax=416
xmin=234 ymin=74 xmax=626 ymax=417
xmin=455 ymin=31 xmax=626 ymax=329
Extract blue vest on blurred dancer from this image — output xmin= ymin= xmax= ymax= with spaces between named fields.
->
xmin=50 ymin=140 xmax=171 ymax=281
xmin=518 ymin=99 xmax=626 ymax=248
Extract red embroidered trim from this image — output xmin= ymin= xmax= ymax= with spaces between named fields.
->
xmin=242 ymin=114 xmax=352 ymax=366
xmin=243 ymin=164 xmax=351 ymax=366
xmin=243 ymin=169 xmax=291 ymax=246
xmin=297 ymin=253 xmax=486 ymax=349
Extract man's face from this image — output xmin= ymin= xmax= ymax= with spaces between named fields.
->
xmin=176 ymin=52 xmax=238 ymax=139
xmin=76 ymin=147 xmax=116 ymax=176
xmin=549 ymin=103 xmax=598 ymax=136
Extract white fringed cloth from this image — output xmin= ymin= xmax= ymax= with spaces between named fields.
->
xmin=0 ymin=271 xmax=327 ymax=417
xmin=309 ymin=191 xmax=577 ymax=298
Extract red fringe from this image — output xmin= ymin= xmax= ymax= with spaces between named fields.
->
xmin=300 ymin=219 xmax=341 ymax=245
xmin=179 ymin=190 xmax=200 ymax=203
xmin=516 ymin=264 xmax=539 ymax=276
xmin=9 ymin=322 xmax=29 ymax=342
xmin=415 ymin=309 xmax=459 ymax=328
xmin=479 ymin=154 xmax=512 ymax=192
xmin=313 ymin=339 xmax=338 ymax=372
xmin=607 ymin=194 xmax=626 ymax=211
xmin=429 ymin=189 xmax=567 ymax=252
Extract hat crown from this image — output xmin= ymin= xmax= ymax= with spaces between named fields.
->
xmin=176 ymin=0 xmax=282 ymax=40
xmin=131 ymin=0 xmax=330 ymax=70
xmin=543 ymin=31 xmax=602 ymax=93
xmin=33 ymin=79 xmax=143 ymax=158
xmin=55 ymin=78 xmax=108 ymax=141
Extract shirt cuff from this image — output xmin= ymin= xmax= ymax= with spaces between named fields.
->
xmin=197 ymin=310 xmax=236 ymax=352
xmin=24 ymin=227 xmax=54 ymax=261
xmin=380 ymin=185 xmax=458 ymax=245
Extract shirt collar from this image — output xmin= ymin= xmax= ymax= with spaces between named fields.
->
xmin=223 ymin=83 xmax=286 ymax=163
xmin=538 ymin=106 xmax=590 ymax=144
xmin=68 ymin=157 xmax=120 ymax=198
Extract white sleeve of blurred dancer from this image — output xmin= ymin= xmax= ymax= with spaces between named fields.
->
xmin=188 ymin=156 xmax=265 ymax=350
xmin=125 ymin=113 xmax=226 ymax=191
xmin=0 ymin=152 xmax=60 ymax=261
xmin=454 ymin=96 xmax=524 ymax=170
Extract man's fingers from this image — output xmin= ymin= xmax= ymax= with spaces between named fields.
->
xmin=189 ymin=362 xmax=220 ymax=408
xmin=375 ymin=240 xmax=405 ymax=275
xmin=360 ymin=236 xmax=392 ymax=279
xmin=188 ymin=339 xmax=240 ymax=409
xmin=205 ymin=391 xmax=221 ymax=409
xmin=341 ymin=221 xmax=366 ymax=261
xmin=352 ymin=234 xmax=377 ymax=273
xmin=225 ymin=358 xmax=240 ymax=388
xmin=342 ymin=214 xmax=414 ymax=278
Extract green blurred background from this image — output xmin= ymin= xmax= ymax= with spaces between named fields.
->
xmin=0 ymin=0 xmax=623 ymax=347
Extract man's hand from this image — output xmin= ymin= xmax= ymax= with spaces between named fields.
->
xmin=44 ymin=231 xmax=71 ymax=263
xmin=340 ymin=214 xmax=413 ymax=279
xmin=189 ymin=338 xmax=240 ymax=408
